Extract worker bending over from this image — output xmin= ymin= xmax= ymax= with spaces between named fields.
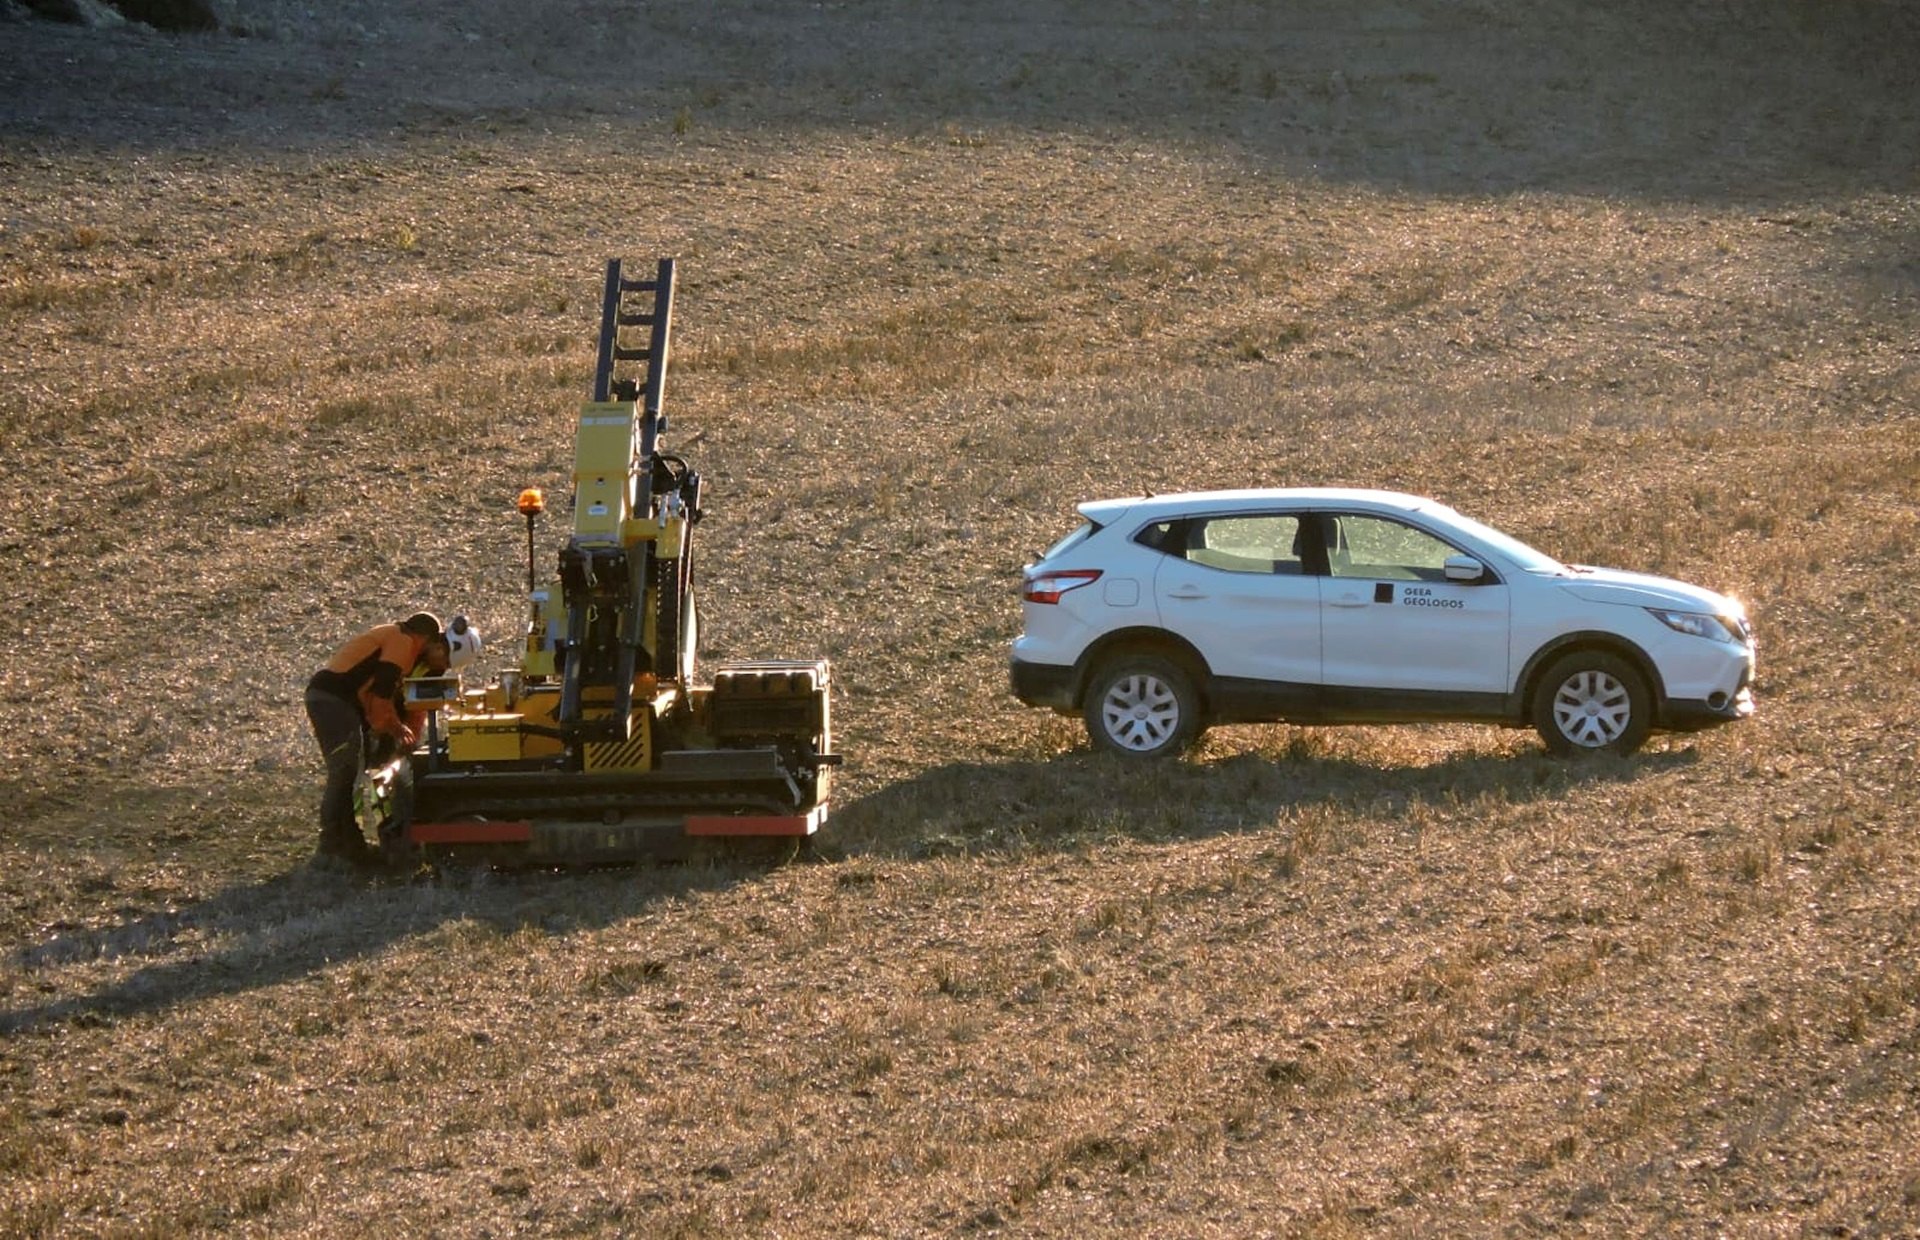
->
xmin=303 ymin=612 xmax=479 ymax=868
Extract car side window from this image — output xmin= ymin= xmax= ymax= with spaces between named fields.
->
xmin=1324 ymin=514 xmax=1461 ymax=581
xmin=1134 ymin=520 xmax=1183 ymax=554
xmin=1180 ymin=514 xmax=1305 ymax=575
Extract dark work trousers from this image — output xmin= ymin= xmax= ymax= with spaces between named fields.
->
xmin=304 ymin=687 xmax=368 ymax=850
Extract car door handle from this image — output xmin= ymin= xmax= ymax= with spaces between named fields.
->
xmin=1328 ymin=593 xmax=1369 ymax=607
xmin=1165 ymin=588 xmax=1207 ymax=601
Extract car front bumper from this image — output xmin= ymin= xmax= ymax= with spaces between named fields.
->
xmin=1661 ymin=681 xmax=1755 ymax=732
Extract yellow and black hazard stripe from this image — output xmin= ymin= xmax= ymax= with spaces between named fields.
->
xmin=584 ymin=718 xmax=651 ymax=771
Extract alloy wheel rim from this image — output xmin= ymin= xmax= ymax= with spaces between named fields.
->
xmin=1551 ymin=669 xmax=1632 ymax=748
xmin=1101 ymin=673 xmax=1180 ymax=751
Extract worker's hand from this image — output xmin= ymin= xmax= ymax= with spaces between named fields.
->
xmin=398 ymin=724 xmax=419 ymax=750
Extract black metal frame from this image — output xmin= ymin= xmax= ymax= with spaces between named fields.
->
xmin=561 ymin=259 xmax=687 ymax=749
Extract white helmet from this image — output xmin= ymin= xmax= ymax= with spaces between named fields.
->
xmin=445 ymin=614 xmax=484 ymax=672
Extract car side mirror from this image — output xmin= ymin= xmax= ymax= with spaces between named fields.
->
xmin=1443 ymin=555 xmax=1486 ymax=583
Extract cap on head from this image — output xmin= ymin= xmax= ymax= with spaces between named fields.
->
xmin=400 ymin=611 xmax=444 ymax=639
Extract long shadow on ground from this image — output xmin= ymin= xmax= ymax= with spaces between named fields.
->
xmin=0 ymin=857 xmax=757 ymax=1036
xmin=0 ymin=740 xmax=1690 ymax=1032
xmin=829 ymin=740 xmax=1696 ymax=859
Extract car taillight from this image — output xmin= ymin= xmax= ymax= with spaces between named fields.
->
xmin=1023 ymin=569 xmax=1102 ymax=604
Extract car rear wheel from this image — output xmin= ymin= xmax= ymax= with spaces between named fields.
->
xmin=1082 ymin=654 xmax=1203 ymax=758
xmin=1532 ymin=650 xmax=1652 ymax=756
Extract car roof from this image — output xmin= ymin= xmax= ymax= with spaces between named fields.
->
xmin=1077 ymin=487 xmax=1448 ymax=524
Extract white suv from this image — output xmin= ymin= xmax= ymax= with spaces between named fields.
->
xmin=1011 ymin=488 xmax=1754 ymax=758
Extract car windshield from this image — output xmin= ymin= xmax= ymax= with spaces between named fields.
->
xmin=1427 ymin=505 xmax=1569 ymax=574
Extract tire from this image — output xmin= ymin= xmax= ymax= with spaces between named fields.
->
xmin=1531 ymin=650 xmax=1652 ymax=757
xmin=1082 ymin=654 xmax=1204 ymax=758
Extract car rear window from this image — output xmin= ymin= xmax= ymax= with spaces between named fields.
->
xmin=1039 ymin=520 xmax=1099 ymax=563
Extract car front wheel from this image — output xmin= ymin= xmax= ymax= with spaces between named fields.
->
xmin=1532 ymin=650 xmax=1652 ymax=756
xmin=1082 ymin=654 xmax=1204 ymax=758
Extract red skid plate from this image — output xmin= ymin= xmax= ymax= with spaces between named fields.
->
xmin=683 ymin=806 xmax=824 ymax=838
xmin=407 ymin=820 xmax=533 ymax=844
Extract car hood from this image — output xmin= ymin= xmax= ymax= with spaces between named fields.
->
xmin=1555 ymin=566 xmax=1743 ymax=617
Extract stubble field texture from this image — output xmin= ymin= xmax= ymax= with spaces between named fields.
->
xmin=2 ymin=0 xmax=1918 ymax=1235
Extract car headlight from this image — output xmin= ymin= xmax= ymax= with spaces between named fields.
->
xmin=1647 ymin=608 xmax=1744 ymax=644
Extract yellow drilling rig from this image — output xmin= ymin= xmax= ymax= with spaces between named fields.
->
xmin=366 ymin=259 xmax=838 ymax=864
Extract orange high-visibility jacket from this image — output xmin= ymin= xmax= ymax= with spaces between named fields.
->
xmin=307 ymin=623 xmax=429 ymax=742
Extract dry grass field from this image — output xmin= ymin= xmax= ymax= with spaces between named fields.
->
xmin=3 ymin=0 xmax=1919 ymax=1234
